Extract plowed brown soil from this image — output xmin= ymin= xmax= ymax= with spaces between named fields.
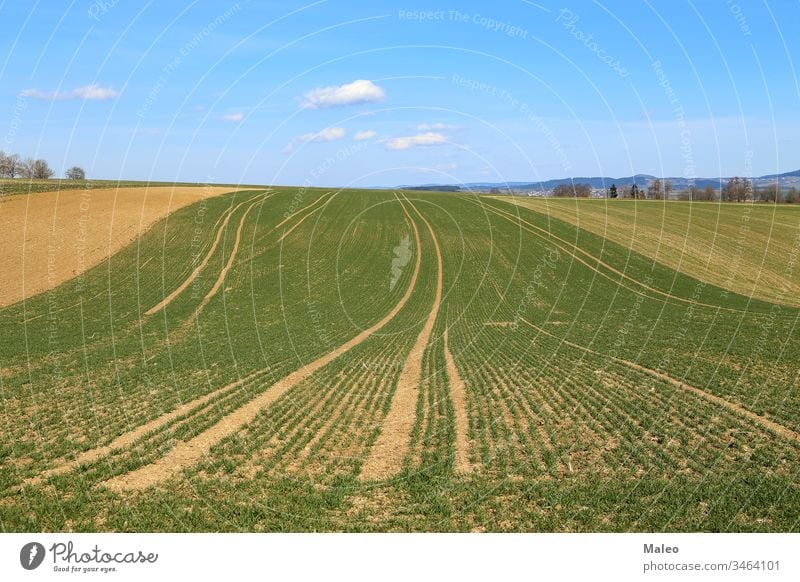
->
xmin=0 ymin=185 xmax=246 ymax=307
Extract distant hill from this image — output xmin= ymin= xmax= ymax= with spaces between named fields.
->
xmin=758 ymin=169 xmax=800 ymax=180
xmin=401 ymin=185 xmax=462 ymax=192
xmin=396 ymin=170 xmax=800 ymax=193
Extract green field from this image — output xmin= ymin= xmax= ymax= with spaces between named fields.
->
xmin=1 ymin=188 xmax=799 ymax=532
xmin=503 ymin=197 xmax=800 ymax=307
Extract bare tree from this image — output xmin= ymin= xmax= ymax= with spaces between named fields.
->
xmin=664 ymin=179 xmax=673 ymax=199
xmin=647 ymin=178 xmax=663 ymax=200
xmin=65 ymin=166 xmax=86 ymax=180
xmin=787 ymin=187 xmax=799 ymax=204
xmin=762 ymin=183 xmax=782 ymax=203
xmin=0 ymin=152 xmax=20 ymax=178
xmin=18 ymin=157 xmax=34 ymax=179
xmin=722 ymin=177 xmax=752 ymax=202
xmin=703 ymin=185 xmax=716 ymax=201
xmin=31 ymin=159 xmax=54 ymax=179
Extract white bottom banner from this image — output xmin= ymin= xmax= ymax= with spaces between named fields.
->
xmin=1 ymin=533 xmax=797 ymax=581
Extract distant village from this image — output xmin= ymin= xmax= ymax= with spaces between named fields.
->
xmin=481 ymin=174 xmax=800 ymax=202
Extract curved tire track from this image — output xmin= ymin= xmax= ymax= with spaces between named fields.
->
xmin=518 ymin=317 xmax=800 ymax=444
xmin=360 ymin=197 xmax=443 ymax=481
xmin=101 ymin=198 xmax=423 ymax=491
xmin=189 ymin=196 xmax=264 ymax=319
xmin=24 ymin=368 xmax=270 ymax=486
xmin=145 ymin=196 xmax=263 ymax=317
xmin=480 ymin=199 xmax=762 ymax=315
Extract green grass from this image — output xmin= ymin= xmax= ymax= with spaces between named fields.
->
xmin=1 ymin=189 xmax=798 ymax=532
xmin=503 ymin=196 xmax=800 ymax=306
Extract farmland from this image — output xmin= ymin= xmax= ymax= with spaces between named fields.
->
xmin=504 ymin=197 xmax=800 ymax=307
xmin=1 ymin=187 xmax=799 ymax=532
xmin=0 ymin=184 xmax=249 ymax=307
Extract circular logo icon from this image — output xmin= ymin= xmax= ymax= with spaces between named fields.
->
xmin=20 ymin=542 xmax=46 ymax=570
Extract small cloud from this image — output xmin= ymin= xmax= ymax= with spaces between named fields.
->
xmin=416 ymin=122 xmax=459 ymax=131
xmin=385 ymin=132 xmax=448 ymax=151
xmin=73 ymin=85 xmax=119 ymax=100
xmin=299 ymin=79 xmax=385 ymax=109
xmin=414 ymin=162 xmax=459 ymax=173
xmin=20 ymin=84 xmax=120 ymax=101
xmin=284 ymin=126 xmax=346 ymax=153
xmin=222 ymin=112 xmax=244 ymax=122
xmin=353 ymin=130 xmax=377 ymax=141
xmin=193 ymin=105 xmax=206 ymax=112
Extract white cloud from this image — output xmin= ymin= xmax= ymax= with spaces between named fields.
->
xmin=353 ymin=130 xmax=377 ymax=140
xmin=414 ymin=162 xmax=459 ymax=173
xmin=222 ymin=112 xmax=244 ymax=122
xmin=73 ymin=85 xmax=119 ymax=100
xmin=20 ymin=84 xmax=120 ymax=101
xmin=284 ymin=126 xmax=346 ymax=152
xmin=385 ymin=132 xmax=448 ymax=151
xmin=299 ymin=79 xmax=385 ymax=109
xmin=416 ymin=122 xmax=459 ymax=131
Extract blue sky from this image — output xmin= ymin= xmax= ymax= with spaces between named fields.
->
xmin=1 ymin=0 xmax=798 ymax=186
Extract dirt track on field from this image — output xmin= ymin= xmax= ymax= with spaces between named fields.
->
xmin=145 ymin=197 xmax=257 ymax=316
xmin=190 ymin=197 xmax=264 ymax=318
xmin=479 ymin=200 xmax=761 ymax=315
xmin=102 ymin=198 xmax=423 ymax=491
xmin=0 ymin=185 xmax=245 ymax=307
xmin=507 ymin=197 xmax=800 ymax=307
xmin=518 ymin=317 xmax=800 ymax=444
xmin=443 ymin=328 xmax=472 ymax=474
xmin=360 ymin=199 xmax=443 ymax=480
xmin=26 ymin=368 xmax=270 ymax=486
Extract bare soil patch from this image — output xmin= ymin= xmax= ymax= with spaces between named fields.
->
xmin=0 ymin=185 xmax=246 ymax=307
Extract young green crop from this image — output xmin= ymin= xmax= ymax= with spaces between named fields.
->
xmin=1 ymin=188 xmax=798 ymax=532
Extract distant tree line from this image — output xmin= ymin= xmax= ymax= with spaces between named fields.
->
xmin=0 ymin=150 xmax=85 ymax=180
xmin=603 ymin=176 xmax=798 ymax=203
xmin=553 ymin=183 xmax=592 ymax=197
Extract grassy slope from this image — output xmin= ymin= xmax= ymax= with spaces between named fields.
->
xmin=0 ymin=189 xmax=798 ymax=532
xmin=502 ymin=197 xmax=800 ymax=307
xmin=0 ymin=178 xmax=266 ymax=198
